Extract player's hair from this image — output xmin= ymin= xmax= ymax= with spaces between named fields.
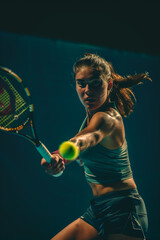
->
xmin=73 ymin=53 xmax=152 ymax=117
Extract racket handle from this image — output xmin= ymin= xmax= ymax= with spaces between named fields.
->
xmin=36 ymin=141 xmax=63 ymax=177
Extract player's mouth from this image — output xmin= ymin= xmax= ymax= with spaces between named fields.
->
xmin=84 ymin=97 xmax=95 ymax=103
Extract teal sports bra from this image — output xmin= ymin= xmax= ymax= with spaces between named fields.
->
xmin=79 ymin=102 xmax=133 ymax=184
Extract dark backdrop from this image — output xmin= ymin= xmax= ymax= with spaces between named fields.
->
xmin=0 ymin=31 xmax=159 ymax=240
xmin=0 ymin=2 xmax=160 ymax=57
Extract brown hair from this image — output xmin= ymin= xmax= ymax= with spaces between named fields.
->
xmin=73 ymin=53 xmax=152 ymax=117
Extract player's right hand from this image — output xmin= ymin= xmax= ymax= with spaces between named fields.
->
xmin=41 ymin=153 xmax=65 ymax=176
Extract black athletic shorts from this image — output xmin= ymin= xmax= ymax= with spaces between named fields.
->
xmin=80 ymin=188 xmax=148 ymax=239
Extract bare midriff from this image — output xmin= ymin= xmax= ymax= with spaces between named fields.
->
xmin=88 ymin=177 xmax=137 ymax=197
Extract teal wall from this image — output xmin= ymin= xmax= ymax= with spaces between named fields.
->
xmin=0 ymin=32 xmax=159 ymax=240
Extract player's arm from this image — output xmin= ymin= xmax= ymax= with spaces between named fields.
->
xmin=69 ymin=111 xmax=116 ymax=153
xmin=41 ymin=112 xmax=116 ymax=174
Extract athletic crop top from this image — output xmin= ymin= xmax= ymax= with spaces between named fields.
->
xmin=79 ymin=102 xmax=133 ymax=184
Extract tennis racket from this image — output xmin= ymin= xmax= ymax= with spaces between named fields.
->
xmin=0 ymin=66 xmax=63 ymax=177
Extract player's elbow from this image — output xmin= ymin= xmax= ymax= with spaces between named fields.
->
xmin=94 ymin=131 xmax=102 ymax=143
xmin=91 ymin=131 xmax=104 ymax=146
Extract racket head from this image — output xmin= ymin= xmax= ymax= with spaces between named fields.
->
xmin=0 ymin=66 xmax=33 ymax=132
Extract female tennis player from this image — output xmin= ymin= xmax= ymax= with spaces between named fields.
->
xmin=41 ymin=53 xmax=151 ymax=240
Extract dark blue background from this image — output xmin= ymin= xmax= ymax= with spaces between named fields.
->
xmin=0 ymin=32 xmax=159 ymax=240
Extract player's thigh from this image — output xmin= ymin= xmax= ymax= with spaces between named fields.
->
xmin=51 ymin=218 xmax=100 ymax=240
xmin=106 ymin=233 xmax=145 ymax=240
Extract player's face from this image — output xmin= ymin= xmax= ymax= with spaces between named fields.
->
xmin=75 ymin=67 xmax=109 ymax=112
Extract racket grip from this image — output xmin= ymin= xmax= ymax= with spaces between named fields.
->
xmin=36 ymin=142 xmax=63 ymax=177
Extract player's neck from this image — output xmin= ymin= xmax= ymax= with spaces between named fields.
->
xmin=86 ymin=99 xmax=111 ymax=121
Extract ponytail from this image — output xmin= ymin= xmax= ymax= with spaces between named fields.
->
xmin=109 ymin=62 xmax=152 ymax=117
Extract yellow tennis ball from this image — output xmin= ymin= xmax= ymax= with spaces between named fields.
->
xmin=59 ymin=141 xmax=79 ymax=160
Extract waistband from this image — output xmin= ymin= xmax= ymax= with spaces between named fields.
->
xmin=92 ymin=188 xmax=139 ymax=202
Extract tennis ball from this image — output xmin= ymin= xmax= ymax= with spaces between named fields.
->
xmin=59 ymin=141 xmax=79 ymax=160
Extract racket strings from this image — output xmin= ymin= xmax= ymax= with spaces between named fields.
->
xmin=0 ymin=75 xmax=29 ymax=130
xmin=0 ymin=87 xmax=14 ymax=113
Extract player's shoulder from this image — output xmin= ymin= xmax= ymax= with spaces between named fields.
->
xmin=89 ymin=111 xmax=114 ymax=128
xmin=90 ymin=109 xmax=122 ymax=132
xmin=92 ymin=108 xmax=121 ymax=122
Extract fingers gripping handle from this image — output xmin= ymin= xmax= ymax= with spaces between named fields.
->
xmin=36 ymin=142 xmax=63 ymax=177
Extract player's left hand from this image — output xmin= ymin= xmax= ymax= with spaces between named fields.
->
xmin=41 ymin=153 xmax=65 ymax=175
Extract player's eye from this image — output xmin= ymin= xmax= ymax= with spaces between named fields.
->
xmin=90 ymin=79 xmax=102 ymax=87
xmin=76 ymin=79 xmax=102 ymax=88
xmin=76 ymin=80 xmax=86 ymax=88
